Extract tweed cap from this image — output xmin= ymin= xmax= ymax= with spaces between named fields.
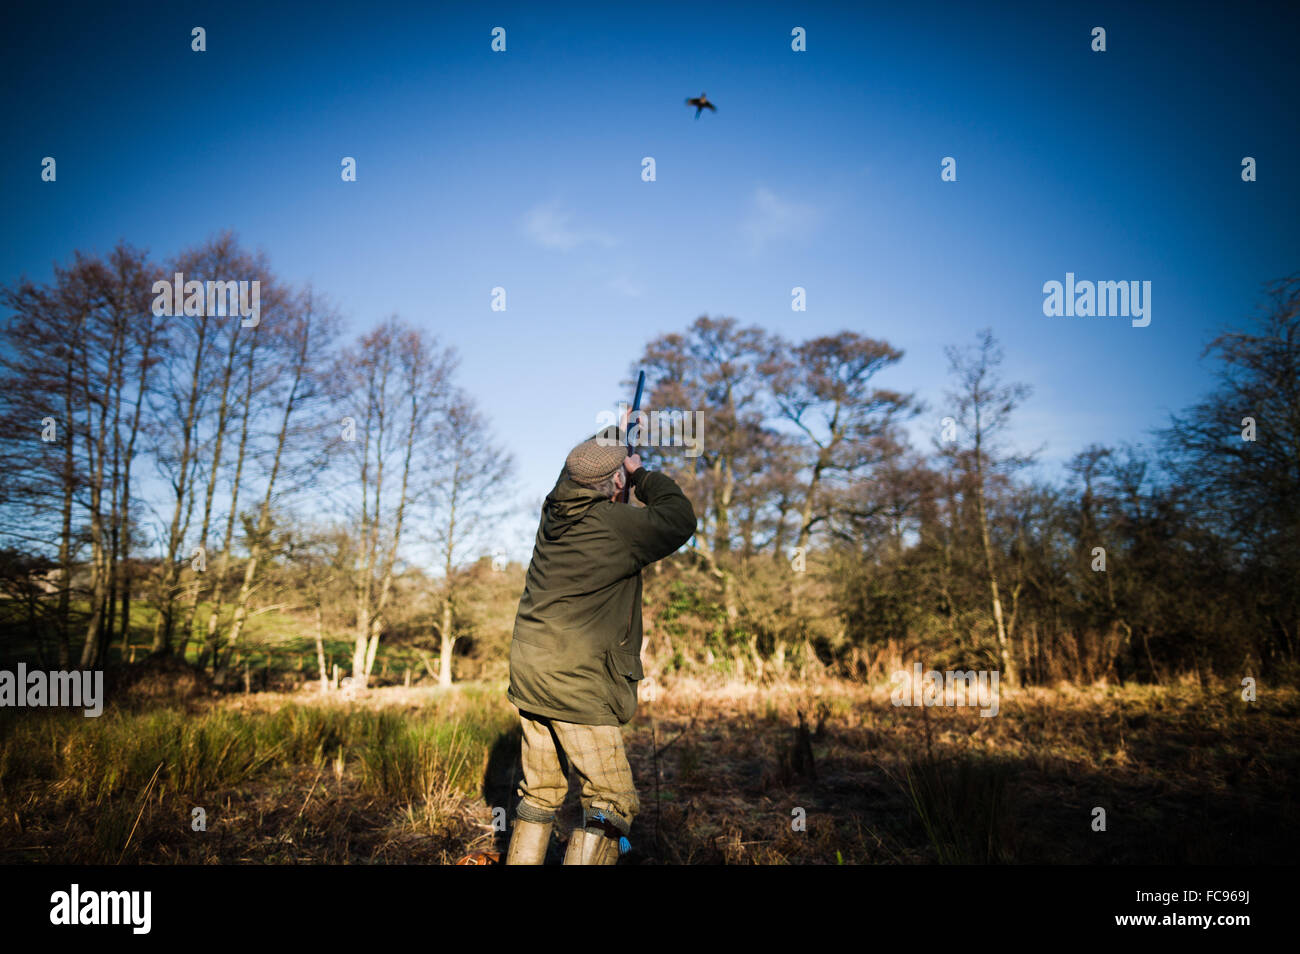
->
xmin=566 ymin=435 xmax=628 ymax=485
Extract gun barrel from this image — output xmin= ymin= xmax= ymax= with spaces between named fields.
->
xmin=627 ymin=371 xmax=646 ymax=450
xmin=620 ymin=370 xmax=646 ymax=503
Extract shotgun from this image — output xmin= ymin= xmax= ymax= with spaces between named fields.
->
xmin=620 ymin=370 xmax=646 ymax=503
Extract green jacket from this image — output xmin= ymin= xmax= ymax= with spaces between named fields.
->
xmin=507 ymin=447 xmax=696 ymax=726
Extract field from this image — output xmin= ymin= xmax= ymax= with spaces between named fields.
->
xmin=2 ymin=669 xmax=1295 ymax=865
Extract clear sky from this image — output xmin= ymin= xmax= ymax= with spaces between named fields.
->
xmin=3 ymin=0 xmax=1298 ymax=559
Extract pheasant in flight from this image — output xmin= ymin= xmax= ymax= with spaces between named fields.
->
xmin=685 ymin=92 xmax=716 ymax=119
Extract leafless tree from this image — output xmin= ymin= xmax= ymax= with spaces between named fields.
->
xmin=943 ymin=328 xmax=1035 ymax=686
xmin=337 ymin=319 xmax=454 ymax=687
xmin=424 ymin=391 xmax=512 ymax=685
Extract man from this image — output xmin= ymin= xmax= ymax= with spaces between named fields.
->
xmin=505 ymin=418 xmax=696 ymax=865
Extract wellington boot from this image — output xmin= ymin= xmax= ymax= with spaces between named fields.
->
xmin=505 ymin=819 xmax=552 ymax=865
xmin=562 ymin=826 xmax=620 ymax=865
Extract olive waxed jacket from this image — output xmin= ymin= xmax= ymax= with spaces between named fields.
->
xmin=506 ymin=442 xmax=696 ymax=726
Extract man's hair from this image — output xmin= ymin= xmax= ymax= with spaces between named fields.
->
xmin=574 ymin=471 xmax=620 ymax=499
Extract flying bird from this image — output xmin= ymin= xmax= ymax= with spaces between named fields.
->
xmin=685 ymin=92 xmax=716 ymax=119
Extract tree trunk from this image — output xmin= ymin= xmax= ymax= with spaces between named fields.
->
xmin=438 ymin=595 xmax=455 ymax=687
xmin=153 ymin=315 xmax=210 ymax=655
xmin=973 ymin=443 xmax=1016 ymax=686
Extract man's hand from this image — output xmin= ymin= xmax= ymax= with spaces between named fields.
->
xmin=624 ymin=454 xmax=642 ymax=476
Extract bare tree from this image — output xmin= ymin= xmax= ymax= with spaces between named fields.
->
xmin=176 ymin=239 xmax=276 ymax=660
xmin=943 ymin=328 xmax=1034 ymax=687
xmin=0 ymin=246 xmax=158 ymax=668
xmin=764 ymin=331 xmax=916 ymax=555
xmin=1161 ymin=275 xmax=1300 ymax=671
xmin=425 ymin=392 xmax=512 ymax=686
xmin=640 ymin=317 xmax=775 ymax=618
xmin=338 ymin=319 xmax=454 ymax=688
xmin=220 ymin=287 xmax=339 ymax=668
xmin=147 ymin=237 xmax=238 ymax=655
xmin=0 ymin=271 xmax=84 ymax=665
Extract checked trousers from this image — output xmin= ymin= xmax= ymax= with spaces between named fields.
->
xmin=514 ymin=711 xmax=640 ymax=835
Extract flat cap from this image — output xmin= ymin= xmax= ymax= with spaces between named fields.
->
xmin=566 ymin=434 xmax=628 ymax=485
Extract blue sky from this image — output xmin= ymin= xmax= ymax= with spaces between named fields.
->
xmin=3 ymin=0 xmax=1298 ymax=558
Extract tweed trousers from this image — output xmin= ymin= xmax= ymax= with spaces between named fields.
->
xmin=514 ymin=711 xmax=640 ymax=835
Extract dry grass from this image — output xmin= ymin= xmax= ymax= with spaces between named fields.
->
xmin=619 ymin=675 xmax=1300 ymax=864
xmin=1 ymin=675 xmax=1295 ymax=864
xmin=0 ymin=683 xmax=515 ymax=864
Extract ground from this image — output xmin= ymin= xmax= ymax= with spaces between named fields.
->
xmin=1 ymin=676 xmax=1296 ymax=864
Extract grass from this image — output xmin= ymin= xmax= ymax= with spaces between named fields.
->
xmin=0 ymin=672 xmax=1296 ymax=864
xmin=902 ymin=754 xmax=1014 ymax=863
xmin=0 ymin=685 xmax=517 ymax=863
xmin=619 ymin=675 xmax=1300 ymax=865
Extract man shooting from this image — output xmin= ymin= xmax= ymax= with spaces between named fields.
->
xmin=505 ymin=405 xmax=696 ymax=864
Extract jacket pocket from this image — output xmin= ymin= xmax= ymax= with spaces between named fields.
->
xmin=608 ymin=646 xmax=643 ymax=681
xmin=605 ymin=647 xmax=643 ymax=724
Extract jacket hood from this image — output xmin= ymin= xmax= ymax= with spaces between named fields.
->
xmin=541 ymin=477 xmax=607 ymax=540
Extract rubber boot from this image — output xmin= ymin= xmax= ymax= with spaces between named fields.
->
xmin=505 ymin=819 xmax=552 ymax=865
xmin=563 ymin=825 xmax=621 ymax=865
